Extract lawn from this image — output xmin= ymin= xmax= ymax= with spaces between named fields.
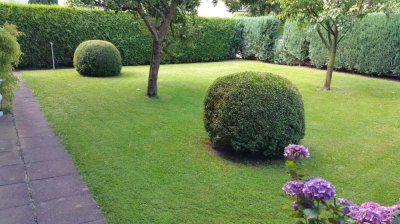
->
xmin=23 ymin=60 xmax=400 ymax=223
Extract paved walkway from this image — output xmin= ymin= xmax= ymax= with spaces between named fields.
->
xmin=0 ymin=73 xmax=105 ymax=224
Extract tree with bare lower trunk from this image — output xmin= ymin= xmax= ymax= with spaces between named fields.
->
xmin=76 ymin=0 xmax=200 ymax=97
xmin=278 ymin=0 xmax=393 ymax=90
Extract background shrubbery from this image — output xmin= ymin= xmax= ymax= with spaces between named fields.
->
xmin=277 ymin=14 xmax=400 ymax=77
xmin=235 ymin=16 xmax=281 ymax=61
xmin=0 ymin=3 xmax=237 ymax=68
xmin=274 ymin=21 xmax=309 ymax=65
xmin=0 ymin=3 xmax=398 ymax=78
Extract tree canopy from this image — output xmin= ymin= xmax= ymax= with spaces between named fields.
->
xmin=220 ymin=0 xmax=280 ymax=16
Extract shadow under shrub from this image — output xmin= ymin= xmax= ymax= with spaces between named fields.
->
xmin=204 ymin=71 xmax=305 ymax=158
xmin=73 ymin=40 xmax=121 ymax=77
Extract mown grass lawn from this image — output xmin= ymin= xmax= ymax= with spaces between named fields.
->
xmin=23 ymin=60 xmax=400 ymax=223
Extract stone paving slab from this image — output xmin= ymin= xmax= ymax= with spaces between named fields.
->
xmin=31 ymin=174 xmax=89 ymax=202
xmin=0 ymin=150 xmax=22 ymax=167
xmin=27 ymin=159 xmax=78 ymax=181
xmin=23 ymin=144 xmax=68 ymax=163
xmin=19 ymin=135 xmax=64 ymax=151
xmin=0 ymin=124 xmax=18 ymax=140
xmin=0 ymin=164 xmax=26 ymax=186
xmin=0 ymin=139 xmax=18 ymax=152
xmin=17 ymin=123 xmax=54 ymax=138
xmin=0 ymin=183 xmax=30 ymax=209
xmin=0 ymin=205 xmax=35 ymax=224
xmin=36 ymin=194 xmax=103 ymax=224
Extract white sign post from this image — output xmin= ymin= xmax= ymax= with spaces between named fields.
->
xmin=50 ymin=42 xmax=55 ymax=70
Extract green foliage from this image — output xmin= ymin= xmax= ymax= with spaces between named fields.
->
xmin=223 ymin=0 xmax=281 ymax=16
xmin=29 ymin=0 xmax=58 ymax=5
xmin=0 ymin=3 xmax=236 ymax=69
xmin=277 ymin=14 xmax=400 ymax=77
xmin=204 ymin=71 xmax=305 ymax=157
xmin=235 ymin=16 xmax=280 ymax=61
xmin=274 ymin=21 xmax=309 ymax=65
xmin=0 ymin=23 xmax=20 ymax=112
xmin=163 ymin=17 xmax=237 ymax=63
xmin=73 ymin=40 xmax=122 ymax=77
xmin=307 ymin=13 xmax=400 ymax=76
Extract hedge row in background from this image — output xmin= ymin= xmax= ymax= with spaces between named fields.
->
xmin=278 ymin=14 xmax=400 ymax=77
xmin=0 ymin=3 xmax=398 ymax=78
xmin=0 ymin=3 xmax=237 ymax=68
xmin=235 ymin=16 xmax=281 ymax=61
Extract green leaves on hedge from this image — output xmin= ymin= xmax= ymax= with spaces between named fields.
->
xmin=0 ymin=23 xmax=20 ymax=112
xmin=204 ymin=72 xmax=305 ymax=158
xmin=0 ymin=3 xmax=237 ymax=69
xmin=235 ymin=16 xmax=281 ymax=61
xmin=73 ymin=40 xmax=122 ymax=77
xmin=277 ymin=14 xmax=400 ymax=77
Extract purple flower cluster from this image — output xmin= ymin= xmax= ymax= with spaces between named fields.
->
xmin=282 ymin=177 xmax=336 ymax=202
xmin=283 ymin=144 xmax=310 ymax=160
xmin=338 ymin=199 xmax=400 ymax=224
xmin=282 ymin=180 xmax=304 ymax=197
xmin=302 ymin=177 xmax=336 ymax=201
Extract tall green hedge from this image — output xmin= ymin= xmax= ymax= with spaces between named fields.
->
xmin=278 ymin=14 xmax=400 ymax=77
xmin=235 ymin=16 xmax=280 ymax=61
xmin=0 ymin=3 xmax=237 ymax=69
xmin=274 ymin=21 xmax=309 ymax=65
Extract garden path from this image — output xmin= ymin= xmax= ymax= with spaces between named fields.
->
xmin=0 ymin=72 xmax=105 ymax=224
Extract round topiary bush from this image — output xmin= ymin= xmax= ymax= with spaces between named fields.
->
xmin=204 ymin=71 xmax=305 ymax=158
xmin=73 ymin=40 xmax=122 ymax=77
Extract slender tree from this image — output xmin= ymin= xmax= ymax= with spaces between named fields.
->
xmin=77 ymin=0 xmax=200 ymax=97
xmin=278 ymin=0 xmax=391 ymax=90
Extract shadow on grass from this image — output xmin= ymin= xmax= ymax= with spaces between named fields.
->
xmin=206 ymin=143 xmax=283 ymax=166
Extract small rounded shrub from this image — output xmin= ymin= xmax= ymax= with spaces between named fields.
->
xmin=73 ymin=40 xmax=122 ymax=77
xmin=204 ymin=71 xmax=305 ymax=157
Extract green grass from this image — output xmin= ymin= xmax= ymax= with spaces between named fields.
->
xmin=23 ymin=60 xmax=400 ymax=223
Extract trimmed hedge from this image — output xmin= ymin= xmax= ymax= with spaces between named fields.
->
xmin=235 ymin=16 xmax=281 ymax=61
xmin=204 ymin=71 xmax=305 ymax=157
xmin=278 ymin=14 xmax=400 ymax=77
xmin=0 ymin=3 xmax=237 ymax=69
xmin=74 ymin=40 xmax=122 ymax=77
xmin=274 ymin=21 xmax=309 ymax=65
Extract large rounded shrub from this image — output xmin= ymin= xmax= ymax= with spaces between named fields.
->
xmin=73 ymin=40 xmax=122 ymax=77
xmin=204 ymin=71 xmax=305 ymax=157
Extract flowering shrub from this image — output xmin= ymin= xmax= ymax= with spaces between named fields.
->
xmin=284 ymin=144 xmax=310 ymax=160
xmin=282 ymin=144 xmax=400 ymax=224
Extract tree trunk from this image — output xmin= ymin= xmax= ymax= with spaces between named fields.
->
xmin=147 ymin=39 xmax=163 ymax=97
xmin=323 ymin=40 xmax=337 ymax=91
